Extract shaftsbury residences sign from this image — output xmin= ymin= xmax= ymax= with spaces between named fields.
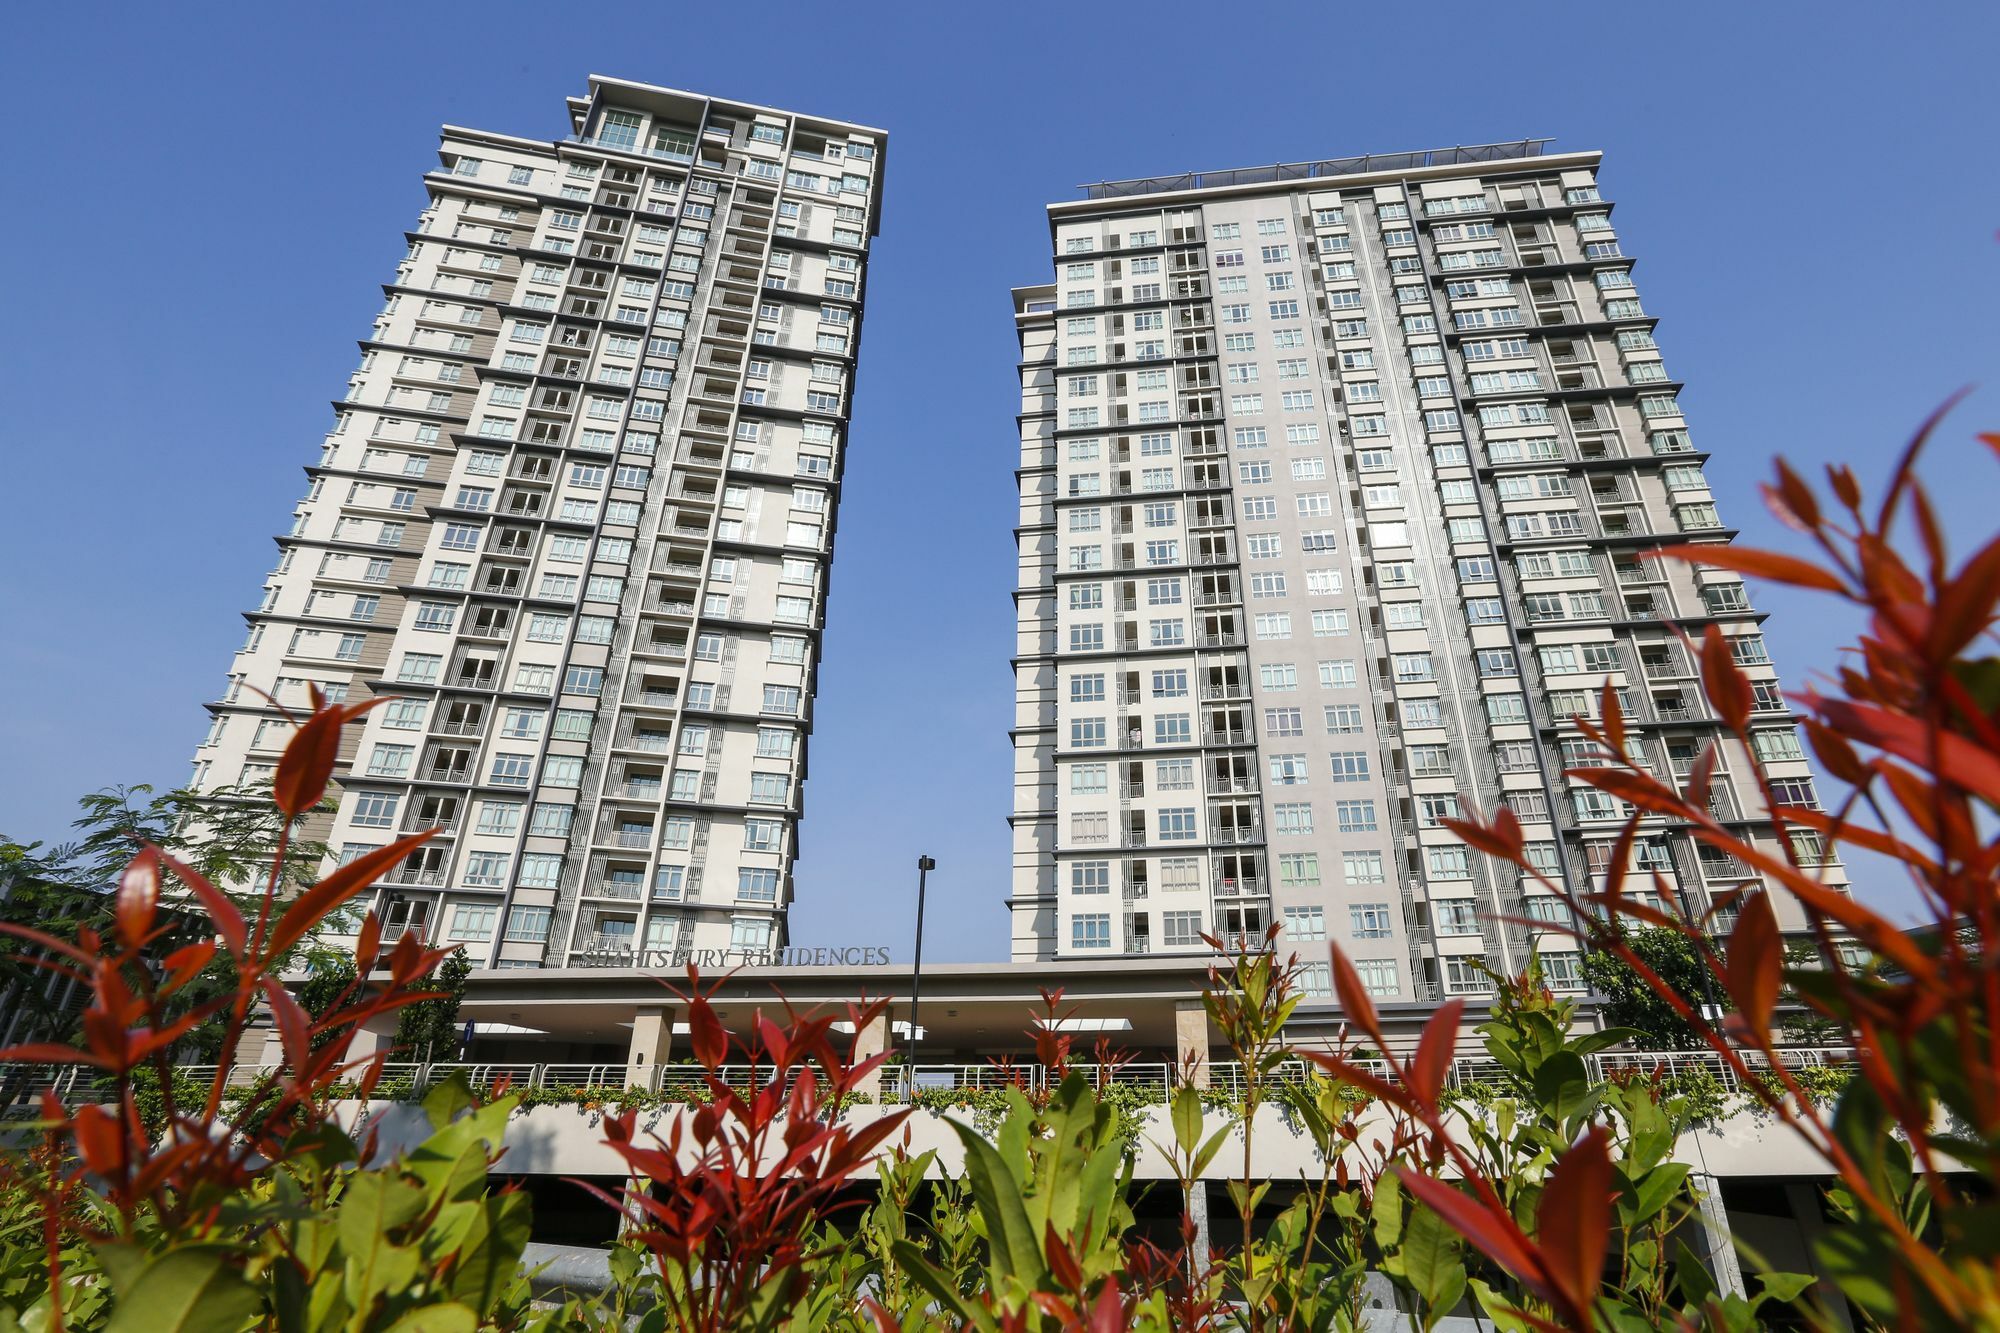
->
xmin=570 ymin=942 xmax=894 ymax=970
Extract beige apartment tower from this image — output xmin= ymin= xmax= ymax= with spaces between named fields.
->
xmin=1008 ymin=143 xmax=1847 ymax=999
xmin=190 ymin=77 xmax=884 ymax=968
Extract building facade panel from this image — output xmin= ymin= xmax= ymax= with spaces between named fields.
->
xmin=190 ymin=77 xmax=885 ymax=969
xmin=1010 ymin=145 xmax=1847 ymax=1002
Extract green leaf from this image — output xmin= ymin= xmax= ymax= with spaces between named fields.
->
xmin=421 ymin=1071 xmax=477 ymax=1130
xmin=1623 ymin=1161 xmax=1692 ymax=1225
xmin=1469 ymin=1278 xmax=1537 ymax=1333
xmin=443 ymin=1193 xmax=533 ymax=1312
xmin=1170 ymin=1082 xmax=1201 ymax=1153
xmin=334 ymin=1170 xmax=426 ymax=1266
xmin=104 ymin=1247 xmax=261 ymax=1333
xmin=1531 ymin=1049 xmax=1599 ymax=1128
xmin=1752 ymin=1271 xmax=1816 ymax=1306
xmin=1400 ymin=1199 xmax=1467 ymax=1324
xmin=946 ymin=1118 xmax=1040 ymax=1286
xmin=890 ymin=1239 xmax=994 ymax=1331
xmin=1373 ymin=1169 xmax=1406 ymax=1249
xmin=1568 ymin=1028 xmax=1645 ymax=1058
xmin=1193 ymin=1123 xmax=1233 ymax=1179
xmin=1672 ymin=1238 xmax=1714 ymax=1307
xmin=379 ymin=1302 xmax=480 ymax=1333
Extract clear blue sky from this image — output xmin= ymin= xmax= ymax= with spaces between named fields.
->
xmin=3 ymin=3 xmax=1997 ymax=959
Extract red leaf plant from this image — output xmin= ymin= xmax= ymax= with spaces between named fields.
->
xmin=1373 ymin=411 xmax=2000 ymax=1328
xmin=573 ymin=968 xmax=912 ymax=1333
xmin=0 ymin=689 xmax=456 ymax=1311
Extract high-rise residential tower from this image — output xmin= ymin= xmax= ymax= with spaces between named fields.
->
xmin=1009 ymin=143 xmax=1845 ymax=998
xmin=190 ymin=77 xmax=885 ymax=968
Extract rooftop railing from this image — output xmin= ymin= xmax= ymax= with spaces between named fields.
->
xmin=1080 ymin=140 xmax=1555 ymax=201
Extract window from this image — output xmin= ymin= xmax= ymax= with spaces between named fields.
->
xmin=365 ymin=744 xmax=412 ymax=778
xmin=1283 ymin=906 xmax=1327 ymax=941
xmin=1162 ymin=912 xmax=1203 ymax=948
xmin=1353 ymin=959 xmax=1399 ymax=997
xmin=1072 ymin=862 xmax=1111 ymax=895
xmin=446 ymin=903 xmax=497 ymax=941
xmin=1327 ymin=751 xmax=1370 ymax=782
xmin=1335 ymin=800 xmax=1378 ymax=833
xmin=351 ymin=792 xmax=398 ymax=828
xmin=1427 ymin=846 xmax=1473 ymax=881
xmin=1273 ymin=802 xmax=1313 ymax=835
xmin=1071 ymin=914 xmax=1111 ymax=950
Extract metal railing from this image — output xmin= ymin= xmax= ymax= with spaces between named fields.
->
xmin=2 ymin=1046 xmax=1857 ymax=1116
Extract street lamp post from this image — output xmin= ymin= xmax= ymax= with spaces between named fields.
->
xmin=908 ymin=855 xmax=935 ymax=1076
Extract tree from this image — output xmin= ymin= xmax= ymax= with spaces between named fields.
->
xmin=0 ymin=782 xmax=330 ymax=1057
xmin=394 ymin=946 xmax=472 ymax=1063
xmin=296 ymin=946 xmax=361 ymax=1052
xmin=1578 ymin=925 xmax=1713 ymax=1049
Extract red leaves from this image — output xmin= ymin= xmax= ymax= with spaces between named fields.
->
xmin=1655 ymin=541 xmax=1850 ymax=595
xmin=1723 ymin=893 xmax=1781 ymax=1043
xmin=1408 ymin=1000 xmax=1464 ymax=1106
xmin=1396 ymin=1127 xmax=1613 ymax=1330
xmin=591 ymin=975 xmax=914 ymax=1329
xmin=1765 ymin=457 xmax=1821 ymax=531
xmin=1329 ymin=944 xmax=1383 ymax=1046
xmin=688 ymin=979 xmax=728 ymax=1070
xmin=1598 ymin=679 xmax=1626 ymax=759
xmin=262 ymin=831 xmax=435 ymax=963
xmin=1816 ymin=696 xmax=2000 ymax=811
xmin=1442 ymin=806 xmax=1524 ymax=866
xmin=270 ymin=689 xmax=387 ymax=819
xmin=1698 ymin=625 xmax=1753 ymax=735
xmin=155 ymin=848 xmax=247 ymax=958
xmin=1536 ymin=1125 xmax=1614 ymax=1320
xmin=115 ymin=848 xmax=160 ymax=949
xmin=1394 ymin=1169 xmax=1544 ymax=1295
xmin=1566 ymin=766 xmax=1685 ymax=819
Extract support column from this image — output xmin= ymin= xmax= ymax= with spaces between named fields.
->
xmin=1175 ymin=996 xmax=1214 ymax=1270
xmin=1174 ymin=998 xmax=1211 ymax=1089
xmin=852 ymin=1013 xmax=890 ymax=1101
xmin=347 ymin=1010 xmax=401 ymax=1063
xmin=1185 ymin=1179 xmax=1212 ymax=1274
xmin=1785 ymin=1181 xmax=1855 ymax=1331
xmin=1692 ymin=1172 xmax=1746 ymax=1299
xmin=626 ymin=1006 xmax=674 ymax=1091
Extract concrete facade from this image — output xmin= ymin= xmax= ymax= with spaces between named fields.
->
xmin=1008 ymin=144 xmax=1849 ymax=990
xmin=188 ymin=77 xmax=885 ymax=969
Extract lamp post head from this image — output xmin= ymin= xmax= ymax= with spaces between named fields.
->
xmin=917 ymin=855 xmax=936 ymax=872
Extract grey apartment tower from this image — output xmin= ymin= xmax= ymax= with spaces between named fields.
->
xmin=189 ymin=77 xmax=885 ymax=967
xmin=1008 ymin=143 xmax=1846 ymax=999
